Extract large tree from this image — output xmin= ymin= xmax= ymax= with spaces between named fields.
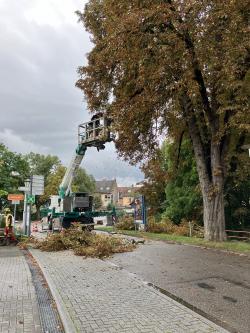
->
xmin=26 ymin=153 xmax=61 ymax=179
xmin=72 ymin=168 xmax=96 ymax=193
xmin=0 ymin=144 xmax=30 ymax=194
xmin=144 ymin=137 xmax=250 ymax=228
xmin=39 ymin=165 xmax=67 ymax=204
xmin=25 ymin=153 xmax=61 ymax=218
xmin=77 ymin=0 xmax=249 ymax=241
xmin=0 ymin=144 xmax=29 ymax=210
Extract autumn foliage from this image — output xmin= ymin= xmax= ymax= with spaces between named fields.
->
xmin=76 ymin=1 xmax=249 ymax=241
xmin=29 ymin=226 xmax=135 ymax=258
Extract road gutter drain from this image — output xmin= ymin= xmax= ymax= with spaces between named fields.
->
xmin=24 ymin=250 xmax=64 ymax=333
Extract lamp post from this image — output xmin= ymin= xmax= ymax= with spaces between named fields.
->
xmin=24 ymin=178 xmax=31 ymax=236
xmin=10 ymin=171 xmax=20 ymax=233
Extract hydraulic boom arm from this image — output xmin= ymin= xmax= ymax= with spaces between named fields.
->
xmin=59 ymin=115 xmax=113 ymax=199
xmin=59 ymin=151 xmax=86 ymax=198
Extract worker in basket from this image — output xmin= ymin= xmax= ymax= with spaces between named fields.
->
xmin=4 ymin=208 xmax=15 ymax=241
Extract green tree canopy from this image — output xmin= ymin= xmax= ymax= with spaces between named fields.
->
xmin=25 ymin=153 xmax=62 ymax=218
xmin=0 ymin=143 xmax=30 ymax=212
xmin=26 ymin=152 xmax=61 ymax=179
xmin=144 ymin=138 xmax=250 ymax=229
xmin=77 ymin=0 xmax=249 ymax=241
xmin=93 ymin=194 xmax=102 ymax=210
xmin=0 ymin=144 xmax=29 ymax=194
xmin=163 ymin=139 xmax=202 ymax=224
xmin=40 ymin=165 xmax=67 ymax=204
xmin=72 ymin=168 xmax=95 ymax=194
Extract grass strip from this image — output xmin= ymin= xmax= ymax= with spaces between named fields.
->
xmin=95 ymin=226 xmax=250 ymax=254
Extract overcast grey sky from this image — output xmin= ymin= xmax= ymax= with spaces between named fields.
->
xmin=0 ymin=0 xmax=143 ymax=186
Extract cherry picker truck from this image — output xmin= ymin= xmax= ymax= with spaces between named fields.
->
xmin=49 ymin=114 xmax=115 ymax=230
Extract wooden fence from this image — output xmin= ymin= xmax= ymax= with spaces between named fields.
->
xmin=225 ymin=229 xmax=250 ymax=242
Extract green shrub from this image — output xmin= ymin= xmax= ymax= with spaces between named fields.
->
xmin=115 ymin=215 xmax=134 ymax=230
xmin=172 ymin=220 xmax=190 ymax=236
xmin=146 ymin=216 xmax=204 ymax=237
xmin=147 ymin=216 xmax=176 ymax=233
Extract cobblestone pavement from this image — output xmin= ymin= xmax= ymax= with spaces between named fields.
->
xmin=0 ymin=247 xmax=41 ymax=333
xmin=31 ymin=249 xmax=229 ymax=333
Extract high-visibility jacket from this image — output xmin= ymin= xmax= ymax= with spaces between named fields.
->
xmin=5 ymin=214 xmax=13 ymax=227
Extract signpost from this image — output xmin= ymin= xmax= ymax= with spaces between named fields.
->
xmin=7 ymin=194 xmax=25 ymax=231
xmin=11 ymin=200 xmax=20 ymax=205
xmin=31 ymin=175 xmax=44 ymax=195
xmin=19 ymin=182 xmax=30 ymax=235
xmin=18 ymin=186 xmax=30 ymax=192
xmin=7 ymin=194 xmax=24 ymax=201
xmin=133 ymin=195 xmax=147 ymax=230
xmin=18 ymin=175 xmax=44 ymax=236
xmin=27 ymin=195 xmax=35 ymax=204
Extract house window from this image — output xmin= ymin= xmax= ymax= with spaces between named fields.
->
xmin=106 ymin=187 xmax=110 ymax=190
xmin=100 ymin=187 xmax=103 ymax=190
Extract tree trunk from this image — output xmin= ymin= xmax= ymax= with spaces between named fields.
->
xmin=203 ymin=187 xmax=226 ymax=241
xmin=36 ymin=203 xmax=41 ymax=220
xmin=199 ymin=143 xmax=227 ymax=242
xmin=186 ymin=115 xmax=226 ymax=240
xmin=182 ymin=93 xmax=227 ymax=241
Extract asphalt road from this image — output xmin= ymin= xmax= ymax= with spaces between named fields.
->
xmin=107 ymin=240 xmax=250 ymax=333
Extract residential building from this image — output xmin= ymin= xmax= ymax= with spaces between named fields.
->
xmin=118 ymin=186 xmax=135 ymax=207
xmin=95 ymin=179 xmax=118 ymax=208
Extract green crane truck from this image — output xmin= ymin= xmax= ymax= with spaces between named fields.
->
xmin=48 ymin=114 xmax=115 ymax=230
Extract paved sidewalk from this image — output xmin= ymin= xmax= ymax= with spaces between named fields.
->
xmin=31 ymin=249 xmax=229 ymax=333
xmin=0 ymin=247 xmax=41 ymax=333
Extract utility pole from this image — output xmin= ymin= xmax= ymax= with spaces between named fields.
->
xmin=22 ymin=179 xmax=31 ymax=236
xmin=23 ymin=193 xmax=28 ymax=235
xmin=13 ymin=202 xmax=17 ymax=229
xmin=19 ymin=175 xmax=44 ymax=236
xmin=27 ymin=176 xmax=33 ymax=237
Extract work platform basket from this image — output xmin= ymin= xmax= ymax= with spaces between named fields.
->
xmin=78 ymin=115 xmax=113 ymax=145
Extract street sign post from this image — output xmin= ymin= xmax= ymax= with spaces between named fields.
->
xmin=18 ymin=186 xmax=30 ymax=192
xmin=7 ymin=194 xmax=24 ymax=230
xmin=11 ymin=200 xmax=20 ymax=205
xmin=18 ymin=175 xmax=44 ymax=236
xmin=27 ymin=195 xmax=35 ymax=204
xmin=31 ymin=175 xmax=44 ymax=195
xmin=7 ymin=194 xmax=24 ymax=201
xmin=133 ymin=195 xmax=147 ymax=230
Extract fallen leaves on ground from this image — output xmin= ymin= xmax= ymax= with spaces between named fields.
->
xmin=22 ymin=226 xmax=136 ymax=258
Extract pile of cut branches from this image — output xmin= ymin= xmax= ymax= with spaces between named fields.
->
xmin=31 ymin=226 xmax=135 ymax=258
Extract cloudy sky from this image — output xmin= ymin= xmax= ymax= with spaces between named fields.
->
xmin=0 ymin=0 xmax=143 ymax=185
